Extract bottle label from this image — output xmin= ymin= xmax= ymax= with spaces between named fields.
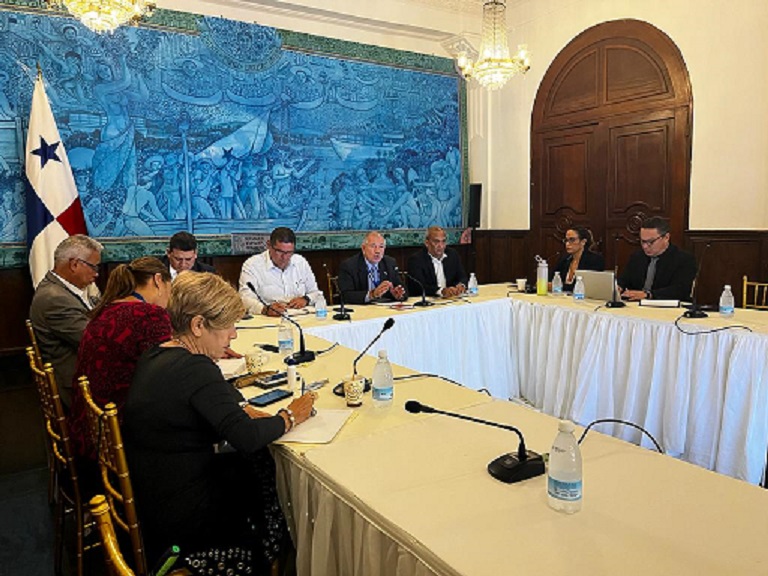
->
xmin=574 ymin=293 xmax=585 ymax=300
xmin=719 ymin=306 xmax=734 ymax=315
xmin=316 ymin=308 xmax=327 ymax=319
xmin=372 ymin=386 xmax=393 ymax=401
xmin=548 ymin=477 xmax=582 ymax=501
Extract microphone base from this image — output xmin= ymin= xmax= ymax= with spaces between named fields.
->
xmin=605 ymin=300 xmax=626 ymax=308
xmin=683 ymin=308 xmax=708 ymax=319
xmin=413 ymin=300 xmax=434 ymax=307
xmin=333 ymin=312 xmax=351 ymax=321
xmin=487 ymin=451 xmax=545 ymax=484
xmin=285 ymin=350 xmax=316 ymax=365
xmin=333 ymin=306 xmax=354 ymax=313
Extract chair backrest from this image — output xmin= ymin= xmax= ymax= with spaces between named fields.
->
xmin=26 ymin=348 xmax=81 ymax=501
xmin=79 ymin=377 xmax=147 ymax=576
xmin=327 ymin=272 xmax=339 ymax=305
xmin=742 ymin=275 xmax=768 ymax=309
xmin=26 ymin=319 xmax=44 ymax=370
xmin=91 ymin=495 xmax=136 ymax=576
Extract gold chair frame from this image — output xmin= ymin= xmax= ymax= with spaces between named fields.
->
xmin=79 ymin=377 xmax=148 ymax=576
xmin=742 ymin=275 xmax=768 ymax=309
xmin=26 ymin=348 xmax=94 ymax=576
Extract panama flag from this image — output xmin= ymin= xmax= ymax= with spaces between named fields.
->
xmin=25 ymin=71 xmax=87 ymax=288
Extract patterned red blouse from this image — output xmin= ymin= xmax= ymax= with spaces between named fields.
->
xmin=69 ymin=300 xmax=172 ymax=459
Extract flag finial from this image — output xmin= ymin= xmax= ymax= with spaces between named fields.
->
xmin=36 ymin=62 xmax=42 ymax=80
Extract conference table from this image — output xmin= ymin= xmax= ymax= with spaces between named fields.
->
xmin=230 ymin=323 xmax=768 ymax=576
xmin=243 ymin=284 xmax=768 ymax=484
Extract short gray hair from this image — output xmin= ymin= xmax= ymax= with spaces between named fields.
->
xmin=53 ymin=234 xmax=103 ymax=264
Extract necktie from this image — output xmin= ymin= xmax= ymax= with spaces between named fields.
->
xmin=643 ymin=257 xmax=658 ymax=293
xmin=368 ymin=266 xmax=379 ymax=291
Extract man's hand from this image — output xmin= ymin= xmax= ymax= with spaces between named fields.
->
xmin=371 ymin=280 xmax=393 ymax=299
xmin=622 ymin=289 xmax=647 ymax=302
xmin=390 ymin=284 xmax=406 ymax=300
xmin=263 ymin=301 xmax=288 ymax=316
xmin=441 ymin=285 xmax=464 ymax=298
xmin=286 ymin=296 xmax=308 ymax=309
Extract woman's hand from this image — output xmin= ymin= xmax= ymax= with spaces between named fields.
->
xmin=278 ymin=392 xmax=316 ymax=433
xmin=243 ymin=405 xmax=272 ymax=419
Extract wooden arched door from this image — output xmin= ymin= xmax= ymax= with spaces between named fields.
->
xmin=531 ymin=19 xmax=692 ymax=270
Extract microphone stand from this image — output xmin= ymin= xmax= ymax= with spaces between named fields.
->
xmin=397 ymin=268 xmax=432 ymax=307
xmin=404 ymin=400 xmax=545 ymax=484
xmin=605 ymin=234 xmax=625 ymax=308
xmin=246 ymin=282 xmax=316 ymax=364
xmin=322 ymin=262 xmax=353 ymax=316
xmin=683 ymin=242 xmax=711 ymax=318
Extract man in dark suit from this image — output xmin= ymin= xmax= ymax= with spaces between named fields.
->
xmin=407 ymin=226 xmax=467 ymax=298
xmin=618 ymin=216 xmax=697 ymax=301
xmin=29 ymin=234 xmax=103 ymax=408
xmin=161 ymin=231 xmax=215 ymax=280
xmin=338 ymin=231 xmax=407 ymax=304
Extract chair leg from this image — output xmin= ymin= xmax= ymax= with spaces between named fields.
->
xmin=75 ymin=504 xmax=85 ymax=576
xmin=54 ymin=496 xmax=65 ymax=576
xmin=48 ymin=461 xmax=57 ymax=506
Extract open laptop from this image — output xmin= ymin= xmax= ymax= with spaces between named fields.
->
xmin=576 ymin=270 xmax=616 ymax=301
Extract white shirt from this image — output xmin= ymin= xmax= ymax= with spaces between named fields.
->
xmin=430 ymin=253 xmax=447 ymax=292
xmin=51 ymin=271 xmax=93 ymax=310
xmin=238 ymin=250 xmax=321 ymax=314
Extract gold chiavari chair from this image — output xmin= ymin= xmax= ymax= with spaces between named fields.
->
xmin=742 ymin=275 xmax=768 ymax=309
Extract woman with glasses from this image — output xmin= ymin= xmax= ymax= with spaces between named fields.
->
xmin=552 ymin=227 xmax=605 ymax=292
xmin=124 ymin=272 xmax=315 ymax=572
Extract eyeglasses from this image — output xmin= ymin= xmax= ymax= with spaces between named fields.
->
xmin=75 ymin=258 xmax=99 ymax=272
xmin=271 ymin=247 xmax=294 ymax=257
xmin=640 ymin=234 xmax=667 ymax=247
xmin=563 ymin=237 xmax=581 ymax=244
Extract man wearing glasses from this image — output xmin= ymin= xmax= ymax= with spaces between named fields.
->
xmin=338 ymin=231 xmax=407 ymax=304
xmin=29 ymin=234 xmax=103 ymax=408
xmin=238 ymin=227 xmax=321 ymax=316
xmin=618 ymin=216 xmax=697 ymax=301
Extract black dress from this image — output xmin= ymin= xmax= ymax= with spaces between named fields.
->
xmin=124 ymin=346 xmax=286 ymax=572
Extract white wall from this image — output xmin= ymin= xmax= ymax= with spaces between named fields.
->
xmin=480 ymin=0 xmax=768 ymax=230
xmin=157 ymin=0 xmax=768 ymax=231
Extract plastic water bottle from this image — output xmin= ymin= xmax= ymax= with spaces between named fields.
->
xmin=719 ymin=284 xmax=735 ymax=318
xmin=536 ymin=259 xmax=548 ymax=295
xmin=468 ymin=273 xmax=479 ymax=296
xmin=315 ymin=294 xmax=327 ymax=319
xmin=371 ymin=350 xmax=394 ymax=408
xmin=552 ymin=272 xmax=563 ymax=295
xmin=547 ymin=420 xmax=582 ymax=514
xmin=573 ymin=276 xmax=585 ymax=301
xmin=277 ymin=317 xmax=294 ymax=359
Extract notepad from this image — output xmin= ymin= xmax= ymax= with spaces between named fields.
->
xmin=276 ymin=409 xmax=354 ymax=444
xmin=638 ymin=299 xmax=680 ymax=308
xmin=218 ymin=358 xmax=247 ymax=379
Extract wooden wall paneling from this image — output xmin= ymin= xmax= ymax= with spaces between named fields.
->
xmin=0 ymin=267 xmax=34 ymax=354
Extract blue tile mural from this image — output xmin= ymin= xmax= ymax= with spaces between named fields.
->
xmin=0 ymin=8 xmax=463 ymax=249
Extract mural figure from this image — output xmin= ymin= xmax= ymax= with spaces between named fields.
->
xmin=1 ymin=12 xmax=462 ymax=245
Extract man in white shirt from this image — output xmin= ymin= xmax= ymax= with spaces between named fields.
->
xmin=239 ymin=227 xmax=321 ymax=316
xmin=29 ymin=234 xmax=103 ymax=408
xmin=406 ymin=226 xmax=467 ymax=298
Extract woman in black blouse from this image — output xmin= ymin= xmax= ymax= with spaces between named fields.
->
xmin=124 ymin=272 xmax=314 ymax=573
xmin=552 ymin=227 xmax=605 ymax=291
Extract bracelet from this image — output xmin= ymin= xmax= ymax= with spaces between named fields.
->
xmin=278 ymin=408 xmax=295 ymax=432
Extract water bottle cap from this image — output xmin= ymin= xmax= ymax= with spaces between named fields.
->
xmin=558 ymin=420 xmax=575 ymax=433
xmin=378 ymin=349 xmax=388 ymax=359
xmin=724 ymin=284 xmax=731 ymax=290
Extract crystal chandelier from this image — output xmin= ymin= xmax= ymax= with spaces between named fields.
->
xmin=455 ymin=0 xmax=530 ymax=90
xmin=48 ymin=0 xmax=156 ymax=33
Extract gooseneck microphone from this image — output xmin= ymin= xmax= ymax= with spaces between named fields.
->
xmin=246 ymin=282 xmax=316 ymax=364
xmin=404 ymin=400 xmax=545 ymax=484
xmin=332 ymin=318 xmax=396 ymax=397
xmin=396 ymin=267 xmax=432 ymax=307
xmin=352 ymin=318 xmax=395 ymax=376
xmin=683 ymin=242 xmax=711 ymax=319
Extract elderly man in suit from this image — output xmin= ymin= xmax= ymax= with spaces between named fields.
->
xmin=161 ymin=230 xmax=215 ymax=280
xmin=338 ymin=231 xmax=407 ymax=304
xmin=29 ymin=234 xmax=103 ymax=408
xmin=406 ymin=226 xmax=467 ymax=298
